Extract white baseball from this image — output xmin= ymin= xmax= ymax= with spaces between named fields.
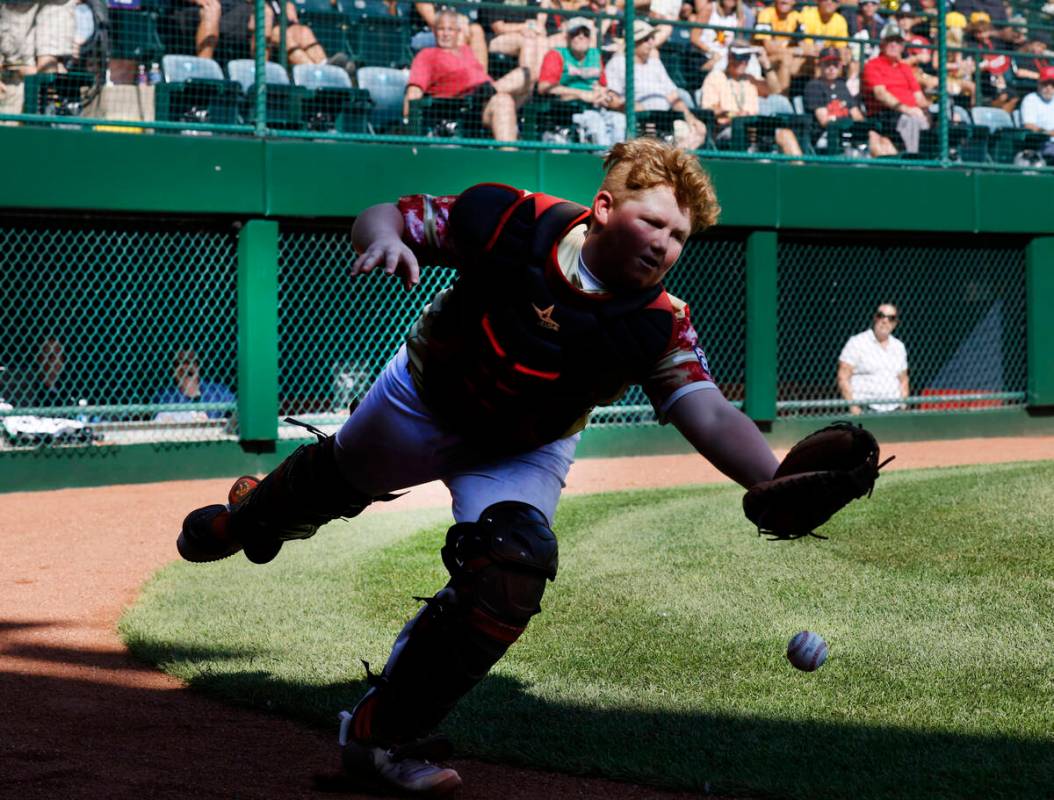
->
xmin=786 ymin=630 xmax=828 ymax=672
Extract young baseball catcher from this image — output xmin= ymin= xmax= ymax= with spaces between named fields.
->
xmin=176 ymin=137 xmax=888 ymax=796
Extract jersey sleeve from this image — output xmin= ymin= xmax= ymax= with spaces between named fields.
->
xmin=641 ymin=296 xmax=718 ymax=422
xmin=396 ymin=193 xmax=460 ymax=267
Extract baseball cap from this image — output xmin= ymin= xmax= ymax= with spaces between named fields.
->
xmin=562 ymin=16 xmax=594 ymax=34
xmin=818 ymin=46 xmax=841 ymax=63
xmin=860 ymin=0 xmax=879 ymax=5
xmin=969 ymin=11 xmax=991 ymax=23
xmin=632 ymin=19 xmax=656 ymax=43
xmin=880 ymin=21 xmax=904 ymax=40
xmin=1040 ymin=65 xmax=1054 ymax=83
xmin=945 ymin=10 xmax=967 ymax=28
xmin=895 ymin=1 xmax=913 ymax=14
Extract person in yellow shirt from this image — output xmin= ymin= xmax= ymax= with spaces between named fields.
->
xmin=799 ymin=0 xmax=850 ymax=53
xmin=753 ymin=0 xmax=806 ymax=92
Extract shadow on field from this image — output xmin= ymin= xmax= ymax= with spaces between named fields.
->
xmin=124 ymin=636 xmax=1054 ymax=800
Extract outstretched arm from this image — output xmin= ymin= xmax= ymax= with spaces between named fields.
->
xmin=667 ymin=389 xmax=779 ymax=489
xmin=351 ymin=203 xmax=421 ymax=289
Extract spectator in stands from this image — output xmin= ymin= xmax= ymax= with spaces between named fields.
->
xmin=862 ymin=22 xmax=931 ymax=154
xmin=904 ymin=35 xmax=939 ymax=98
xmin=482 ymin=0 xmax=561 ymax=80
xmin=173 ymin=0 xmax=222 ymax=60
xmin=11 ymin=334 xmax=85 ymax=409
xmin=968 ymin=17 xmax=1018 ymax=111
xmin=806 ymin=47 xmax=896 ymax=156
xmin=603 ymin=20 xmax=708 ymax=149
xmin=538 ymin=17 xmax=625 ymax=145
xmin=0 ymin=0 xmax=77 ymax=116
xmin=799 ymin=0 xmax=849 ymax=58
xmin=154 ymin=348 xmax=235 ymax=421
xmin=1020 ymin=66 xmax=1054 ymax=160
xmin=848 ymin=0 xmax=885 ymax=89
xmin=414 ymin=2 xmax=488 ymax=69
xmin=219 ymin=0 xmax=333 ymax=67
xmin=838 ymin=303 xmax=909 ymax=414
xmin=934 ymin=26 xmax=977 ymax=104
xmin=701 ymin=42 xmax=801 ymax=155
xmin=754 ymin=0 xmax=807 ymax=94
xmin=1013 ymin=39 xmax=1052 ymax=83
xmin=695 ymin=0 xmax=754 ymax=75
xmin=405 ymin=7 xmax=529 ymax=142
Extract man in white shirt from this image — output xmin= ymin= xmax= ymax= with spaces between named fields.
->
xmin=837 ymin=303 xmax=909 ymax=413
xmin=1020 ymin=65 xmax=1054 ymax=159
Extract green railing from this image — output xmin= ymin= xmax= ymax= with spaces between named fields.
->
xmin=0 ymin=212 xmax=1045 ymax=452
xmin=1 ymin=0 xmax=1052 ymax=171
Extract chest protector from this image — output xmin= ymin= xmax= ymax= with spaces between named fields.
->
xmin=421 ymin=186 xmax=677 ymax=454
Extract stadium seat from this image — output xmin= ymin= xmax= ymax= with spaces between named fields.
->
xmin=297 ymin=0 xmax=354 ymax=60
xmin=354 ymin=66 xmax=407 ymax=132
xmin=227 ymin=60 xmax=304 ymax=129
xmin=969 ymin=104 xmax=1049 ymax=163
xmin=155 ymin=55 xmax=241 ymax=126
xmin=348 ymin=15 xmax=414 ymax=68
xmin=22 ymin=71 xmax=96 ymax=116
xmin=294 ymin=63 xmax=372 ymax=132
xmin=109 ymin=1 xmax=165 ymax=64
xmin=519 ymin=96 xmax=587 ymax=142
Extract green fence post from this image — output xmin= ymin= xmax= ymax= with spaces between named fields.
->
xmin=237 ymin=220 xmax=279 ymax=443
xmin=1026 ymin=236 xmax=1054 ymax=409
xmin=745 ymin=230 xmax=777 ymax=423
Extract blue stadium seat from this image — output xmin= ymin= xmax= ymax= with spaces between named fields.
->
xmin=227 ymin=60 xmax=304 ymax=129
xmin=293 ymin=63 xmax=372 ymax=132
xmin=155 ymin=55 xmax=241 ymax=126
xmin=355 ymin=66 xmax=407 ymax=131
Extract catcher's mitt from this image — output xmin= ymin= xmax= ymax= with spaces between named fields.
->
xmin=743 ymin=422 xmax=894 ymax=541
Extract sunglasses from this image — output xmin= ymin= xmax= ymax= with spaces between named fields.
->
xmin=569 ymin=27 xmax=591 ymax=37
xmin=874 ymin=312 xmax=899 ymax=321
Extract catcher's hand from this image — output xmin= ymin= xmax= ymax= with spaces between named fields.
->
xmin=742 ymin=422 xmax=894 ymax=541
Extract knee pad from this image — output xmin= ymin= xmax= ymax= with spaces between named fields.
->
xmin=441 ymin=501 xmax=559 ymax=628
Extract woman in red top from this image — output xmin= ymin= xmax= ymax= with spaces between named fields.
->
xmin=968 ymin=19 xmax=1018 ymax=112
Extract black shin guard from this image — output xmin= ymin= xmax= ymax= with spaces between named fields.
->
xmin=348 ymin=502 xmax=558 ymax=745
xmin=230 ymin=426 xmax=388 ymax=559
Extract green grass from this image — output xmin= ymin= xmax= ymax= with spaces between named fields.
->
xmin=121 ymin=461 xmax=1054 ymax=799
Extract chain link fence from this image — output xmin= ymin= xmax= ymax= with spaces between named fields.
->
xmin=1 ymin=0 xmax=1053 ymax=168
xmin=0 ymin=216 xmax=239 ymax=449
xmin=0 ymin=215 xmax=1032 ymax=450
xmin=776 ymin=235 xmax=1028 ymax=416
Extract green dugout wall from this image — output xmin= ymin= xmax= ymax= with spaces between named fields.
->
xmin=1 ymin=126 xmax=1053 ymax=493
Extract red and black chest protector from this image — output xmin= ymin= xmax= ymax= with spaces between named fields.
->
xmin=420 ymin=183 xmax=677 ymax=454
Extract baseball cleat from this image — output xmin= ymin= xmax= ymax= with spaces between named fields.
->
xmin=337 ymin=712 xmax=462 ymax=796
xmin=176 ymin=475 xmax=265 ymax=563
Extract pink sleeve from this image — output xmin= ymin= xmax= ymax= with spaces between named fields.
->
xmin=396 ymin=193 xmax=459 ymax=266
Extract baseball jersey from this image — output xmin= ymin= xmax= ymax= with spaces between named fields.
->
xmin=754 ymin=5 xmax=802 ymax=41
xmin=798 ymin=6 xmax=849 ymax=48
xmin=396 ymin=189 xmax=716 ymax=438
xmin=838 ymin=329 xmax=907 ymax=412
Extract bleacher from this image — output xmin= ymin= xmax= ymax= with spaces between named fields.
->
xmin=3 ymin=0 xmax=1052 ymax=166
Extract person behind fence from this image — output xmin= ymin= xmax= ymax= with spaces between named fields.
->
xmin=536 ymin=16 xmax=625 ymax=145
xmin=753 ymin=0 xmax=807 ymax=95
xmin=404 ymin=7 xmax=530 ymax=142
xmin=700 ymin=42 xmax=802 ymax=155
xmin=602 ymin=20 xmax=708 ymax=150
xmin=805 ymin=47 xmax=896 ymax=156
xmin=0 ymin=0 xmax=78 ymax=117
xmin=172 ymin=0 xmax=222 ymax=60
xmin=11 ymin=334 xmax=84 ymax=409
xmin=218 ymin=0 xmax=335 ymax=67
xmin=837 ymin=303 xmax=909 ymax=414
xmin=153 ymin=348 xmax=235 ymax=421
xmin=861 ymin=22 xmax=931 ymax=155
xmin=411 ymin=1 xmax=488 ymax=71
xmin=174 ymin=137 xmax=788 ymax=797
xmin=1020 ymin=65 xmax=1054 ymax=161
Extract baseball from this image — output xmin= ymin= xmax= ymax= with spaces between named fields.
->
xmin=786 ymin=630 xmax=828 ymax=672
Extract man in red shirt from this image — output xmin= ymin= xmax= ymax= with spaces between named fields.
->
xmin=404 ymin=8 xmax=530 ymax=142
xmin=862 ymin=21 xmax=931 ymax=153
